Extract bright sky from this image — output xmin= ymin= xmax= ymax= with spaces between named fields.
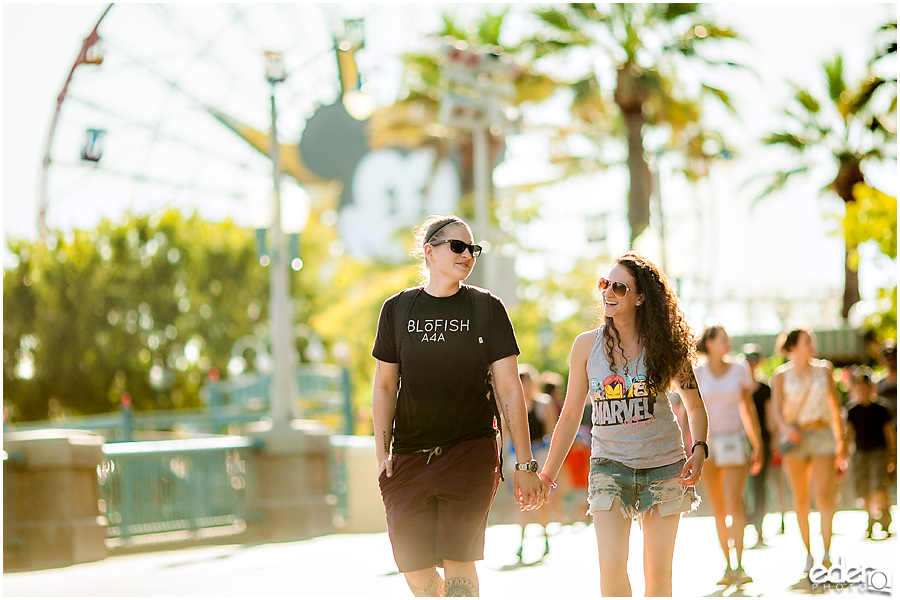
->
xmin=2 ymin=3 xmax=897 ymax=335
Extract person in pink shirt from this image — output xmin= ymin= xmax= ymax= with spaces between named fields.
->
xmin=695 ymin=325 xmax=763 ymax=587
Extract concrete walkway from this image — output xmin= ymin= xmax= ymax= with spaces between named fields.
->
xmin=3 ymin=510 xmax=895 ymax=597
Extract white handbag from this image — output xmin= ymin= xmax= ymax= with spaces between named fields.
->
xmin=710 ymin=433 xmax=747 ymax=467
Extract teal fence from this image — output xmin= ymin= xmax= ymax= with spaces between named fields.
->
xmin=4 ymin=364 xmax=354 ymax=441
xmin=99 ymin=436 xmax=260 ymax=544
xmin=4 ymin=365 xmax=352 ymax=547
xmin=206 ymin=364 xmax=353 ymax=434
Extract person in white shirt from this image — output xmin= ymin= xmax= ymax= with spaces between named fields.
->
xmin=695 ymin=325 xmax=764 ymax=587
xmin=770 ymin=328 xmax=848 ymax=576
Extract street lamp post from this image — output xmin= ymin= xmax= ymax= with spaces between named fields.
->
xmin=437 ymin=42 xmax=520 ymax=304
xmin=439 ymin=42 xmax=516 ymax=242
xmin=264 ymin=51 xmax=298 ymax=430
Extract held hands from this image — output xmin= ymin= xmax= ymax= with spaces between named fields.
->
xmin=538 ymin=472 xmax=555 ymax=498
xmin=680 ymin=451 xmax=704 ymax=486
xmin=514 ymin=471 xmax=545 ymax=511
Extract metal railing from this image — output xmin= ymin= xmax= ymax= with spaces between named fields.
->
xmin=99 ymin=436 xmax=260 ymax=545
xmin=4 ymin=364 xmax=354 ymax=441
xmin=206 ymin=364 xmax=353 ymax=434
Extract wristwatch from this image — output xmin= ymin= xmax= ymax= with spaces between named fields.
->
xmin=515 ymin=460 xmax=539 ymax=473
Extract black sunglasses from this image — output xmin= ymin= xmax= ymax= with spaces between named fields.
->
xmin=598 ymin=278 xmax=631 ymax=297
xmin=429 ymin=239 xmax=482 ymax=258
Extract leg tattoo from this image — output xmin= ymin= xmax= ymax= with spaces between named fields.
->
xmin=443 ymin=577 xmax=478 ymax=597
xmin=407 ymin=572 xmax=444 ymax=597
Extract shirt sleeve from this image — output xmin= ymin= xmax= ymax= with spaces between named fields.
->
xmin=487 ymin=294 xmax=520 ymax=364
xmin=372 ymin=295 xmax=398 ymax=363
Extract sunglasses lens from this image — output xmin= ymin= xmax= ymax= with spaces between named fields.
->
xmin=599 ymin=279 xmax=627 ymax=297
xmin=447 ymin=240 xmax=480 ymax=257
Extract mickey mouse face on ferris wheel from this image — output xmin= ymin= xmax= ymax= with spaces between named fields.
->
xmin=38 ymin=4 xmax=463 ymax=258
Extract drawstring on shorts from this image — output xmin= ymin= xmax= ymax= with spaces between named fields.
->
xmin=418 ymin=446 xmax=443 ymax=464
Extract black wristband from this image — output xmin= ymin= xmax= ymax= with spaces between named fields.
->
xmin=691 ymin=440 xmax=709 ymax=459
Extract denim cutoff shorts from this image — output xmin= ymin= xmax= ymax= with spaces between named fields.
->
xmin=588 ymin=457 xmax=700 ymax=522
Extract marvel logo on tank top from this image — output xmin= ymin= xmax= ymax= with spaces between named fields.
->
xmin=590 ymin=373 xmax=659 ymax=427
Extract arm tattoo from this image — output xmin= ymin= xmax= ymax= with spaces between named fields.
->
xmin=382 ymin=431 xmax=389 ymax=454
xmin=408 ymin=572 xmax=444 ymax=597
xmin=680 ymin=366 xmax=699 ymax=390
xmin=444 ymin=576 xmax=478 ymax=597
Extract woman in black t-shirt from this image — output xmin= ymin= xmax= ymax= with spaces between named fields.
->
xmin=372 ymin=214 xmax=543 ymax=597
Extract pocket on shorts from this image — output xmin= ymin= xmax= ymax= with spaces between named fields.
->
xmin=587 ymin=466 xmax=620 ymax=512
xmin=378 ymin=454 xmax=407 ymax=492
xmin=650 ymin=478 xmax=697 ymax=517
xmin=648 ymin=461 xmax=699 ymax=517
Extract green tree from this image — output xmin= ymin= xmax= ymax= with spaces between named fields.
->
xmin=369 ymin=9 xmax=562 ymax=216
xmin=523 ymin=3 xmax=741 ymax=245
xmin=3 ymin=211 xmax=275 ymax=421
xmin=842 ymin=183 xmax=897 ymax=340
xmin=759 ymin=45 xmax=896 ymax=320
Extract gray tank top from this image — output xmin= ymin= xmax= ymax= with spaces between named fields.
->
xmin=587 ymin=325 xmax=686 ymax=469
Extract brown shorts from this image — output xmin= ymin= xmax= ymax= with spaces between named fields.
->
xmin=378 ymin=435 xmax=500 ymax=572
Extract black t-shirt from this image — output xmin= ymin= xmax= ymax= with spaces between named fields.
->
xmin=752 ymin=382 xmax=772 ymax=446
xmin=847 ymin=399 xmax=892 ymax=451
xmin=372 ymin=285 xmax=520 ymax=454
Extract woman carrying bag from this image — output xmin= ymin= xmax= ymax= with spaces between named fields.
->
xmin=695 ymin=325 xmax=764 ymax=586
xmin=372 ymin=215 xmax=543 ymax=597
xmin=771 ymin=328 xmax=847 ymax=576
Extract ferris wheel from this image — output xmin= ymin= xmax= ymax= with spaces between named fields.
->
xmin=37 ymin=3 xmax=385 ymax=238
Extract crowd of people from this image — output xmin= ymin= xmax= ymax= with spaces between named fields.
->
xmin=371 ymin=214 xmax=896 ymax=597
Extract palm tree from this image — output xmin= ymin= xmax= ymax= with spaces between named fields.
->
xmin=368 ymin=11 xmax=562 ymax=204
xmin=522 ymin=3 xmax=742 ymax=246
xmin=759 ymin=50 xmax=896 ymax=320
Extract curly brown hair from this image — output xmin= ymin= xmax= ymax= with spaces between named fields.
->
xmin=602 ymin=251 xmax=697 ymax=392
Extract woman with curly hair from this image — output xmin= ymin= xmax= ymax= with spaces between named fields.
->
xmin=538 ymin=251 xmax=709 ymax=596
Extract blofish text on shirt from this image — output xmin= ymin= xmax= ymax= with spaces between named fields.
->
xmin=408 ymin=319 xmax=471 ymax=342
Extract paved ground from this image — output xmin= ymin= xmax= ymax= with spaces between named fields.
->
xmin=4 ymin=509 xmax=895 ymax=597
